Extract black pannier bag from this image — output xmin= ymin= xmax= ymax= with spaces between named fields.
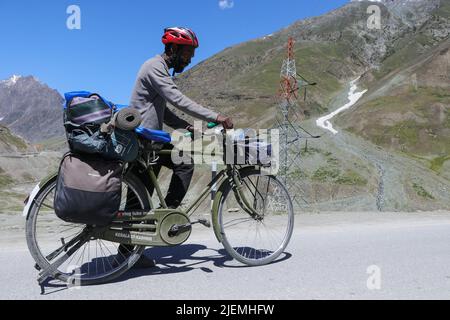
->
xmin=54 ymin=153 xmax=124 ymax=226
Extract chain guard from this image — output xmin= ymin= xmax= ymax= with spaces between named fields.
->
xmin=159 ymin=212 xmax=191 ymax=245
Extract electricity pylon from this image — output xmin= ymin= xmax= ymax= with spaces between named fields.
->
xmin=275 ymin=37 xmax=318 ymax=207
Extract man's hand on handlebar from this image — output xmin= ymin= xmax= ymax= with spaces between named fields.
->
xmin=186 ymin=125 xmax=195 ymax=134
xmin=185 ymin=125 xmax=202 ymax=140
xmin=184 ymin=116 xmax=233 ymax=139
xmin=216 ymin=114 xmax=234 ymax=129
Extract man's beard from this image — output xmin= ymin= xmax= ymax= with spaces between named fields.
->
xmin=173 ymin=63 xmax=185 ymax=74
xmin=172 ymin=50 xmax=187 ymax=74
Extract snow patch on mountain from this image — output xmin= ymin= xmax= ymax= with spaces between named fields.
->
xmin=1 ymin=75 xmax=22 ymax=87
xmin=316 ymin=77 xmax=368 ymax=135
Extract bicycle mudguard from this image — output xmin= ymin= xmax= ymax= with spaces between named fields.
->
xmin=23 ymin=172 xmax=58 ymax=219
xmin=211 ymin=166 xmax=260 ymax=243
xmin=211 ymin=186 xmax=226 ymax=243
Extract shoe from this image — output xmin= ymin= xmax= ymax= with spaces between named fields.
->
xmin=112 ymin=245 xmax=156 ymax=269
xmin=133 ymin=254 xmax=156 ymax=269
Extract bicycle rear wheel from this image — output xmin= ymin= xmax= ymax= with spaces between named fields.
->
xmin=218 ymin=167 xmax=294 ymax=266
xmin=25 ymin=172 xmax=149 ymax=286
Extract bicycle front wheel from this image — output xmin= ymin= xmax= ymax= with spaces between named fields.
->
xmin=218 ymin=167 xmax=294 ymax=266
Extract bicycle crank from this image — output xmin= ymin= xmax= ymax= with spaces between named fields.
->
xmin=159 ymin=212 xmax=192 ymax=245
xmin=168 ymin=219 xmax=211 ymax=237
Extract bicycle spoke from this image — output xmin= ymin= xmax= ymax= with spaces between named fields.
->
xmin=59 ymin=225 xmax=83 ymax=234
xmin=98 ymin=241 xmax=107 ymax=275
xmin=45 ymin=231 xmax=86 ymax=261
xmin=95 ymin=242 xmax=99 ymax=276
xmin=65 ymin=243 xmax=80 ymax=270
xmin=39 ymin=200 xmax=55 ymax=210
xmin=38 ymin=234 xmax=90 ymax=283
xmin=99 ymin=240 xmax=121 ymax=269
xmin=87 ymin=240 xmax=91 ymax=277
xmin=26 ymin=165 xmax=183 ymax=284
xmin=220 ymin=170 xmax=293 ymax=265
xmin=101 ymin=240 xmax=115 ymax=273
xmin=223 ymin=217 xmax=254 ymax=228
xmin=61 ymin=229 xmax=85 ymax=242
xmin=74 ymin=241 xmax=88 ymax=273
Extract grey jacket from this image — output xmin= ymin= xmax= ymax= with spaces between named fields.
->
xmin=130 ymin=55 xmax=219 ymax=131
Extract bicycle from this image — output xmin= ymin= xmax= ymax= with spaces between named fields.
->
xmin=24 ymin=125 xmax=294 ymax=287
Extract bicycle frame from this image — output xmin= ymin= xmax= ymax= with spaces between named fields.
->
xmin=23 ymin=149 xmax=265 ymax=248
xmin=25 ymin=129 xmax=291 ymax=285
xmin=97 ymin=146 xmax=264 ymax=247
xmin=140 ymin=150 xmax=231 ymax=215
xmin=148 ymin=149 xmax=262 ymax=212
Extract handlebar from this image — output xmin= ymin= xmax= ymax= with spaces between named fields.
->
xmin=184 ymin=122 xmax=222 ymax=138
xmin=207 ymin=122 xmax=219 ymax=129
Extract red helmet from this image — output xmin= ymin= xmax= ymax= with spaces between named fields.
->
xmin=162 ymin=27 xmax=199 ymax=48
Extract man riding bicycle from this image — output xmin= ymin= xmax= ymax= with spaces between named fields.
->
xmin=118 ymin=27 xmax=234 ymax=268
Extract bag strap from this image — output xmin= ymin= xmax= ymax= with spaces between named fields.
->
xmin=64 ymin=121 xmax=96 ymax=136
xmin=65 ymin=92 xmax=115 ymax=110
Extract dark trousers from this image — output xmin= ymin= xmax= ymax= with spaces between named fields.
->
xmin=120 ymin=144 xmax=194 ymax=254
xmin=135 ymin=143 xmax=194 ymax=209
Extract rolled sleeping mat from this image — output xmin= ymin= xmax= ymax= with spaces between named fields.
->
xmin=114 ymin=107 xmax=142 ymax=131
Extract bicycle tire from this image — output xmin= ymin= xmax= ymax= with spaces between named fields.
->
xmin=218 ymin=167 xmax=294 ymax=266
xmin=26 ymin=172 xmax=150 ymax=286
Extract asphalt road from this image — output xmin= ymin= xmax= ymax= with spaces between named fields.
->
xmin=1 ymin=211 xmax=450 ymax=300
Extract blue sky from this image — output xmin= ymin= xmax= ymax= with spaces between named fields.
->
xmin=0 ymin=0 xmax=349 ymax=103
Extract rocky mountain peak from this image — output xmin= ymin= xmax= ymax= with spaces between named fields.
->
xmin=0 ymin=75 xmax=21 ymax=87
xmin=0 ymin=75 xmax=64 ymax=143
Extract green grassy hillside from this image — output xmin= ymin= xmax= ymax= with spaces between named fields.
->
xmin=0 ymin=125 xmax=28 ymax=153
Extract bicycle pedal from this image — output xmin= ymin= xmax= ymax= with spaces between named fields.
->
xmin=197 ymin=219 xmax=211 ymax=228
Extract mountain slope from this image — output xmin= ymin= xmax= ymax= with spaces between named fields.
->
xmin=335 ymin=0 xmax=450 ymax=176
xmin=0 ymin=76 xmax=64 ymax=143
xmin=0 ymin=125 xmax=28 ymax=154
xmin=173 ymin=0 xmax=448 ymax=130
xmin=171 ymin=0 xmax=450 ymax=211
xmin=338 ymin=39 xmax=449 ymax=154
xmin=0 ymin=125 xmax=29 ymax=189
xmin=0 ymin=124 xmax=61 ymax=212
xmin=0 ymin=0 xmax=448 ymax=211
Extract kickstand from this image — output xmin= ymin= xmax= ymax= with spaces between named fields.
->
xmin=37 ymin=270 xmax=53 ymax=293
xmin=39 ymin=282 xmax=46 ymax=295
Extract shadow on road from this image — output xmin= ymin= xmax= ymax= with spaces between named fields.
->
xmin=36 ymin=244 xmax=292 ymax=295
xmin=37 ymin=279 xmax=70 ymax=296
xmin=112 ymin=244 xmax=292 ymax=284
xmin=112 ymin=244 xmax=230 ymax=283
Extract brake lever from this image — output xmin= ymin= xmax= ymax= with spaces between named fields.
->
xmin=184 ymin=122 xmax=225 ymax=139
